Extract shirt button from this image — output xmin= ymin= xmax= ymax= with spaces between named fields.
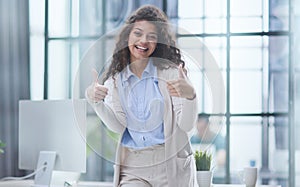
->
xmin=142 ymin=136 xmax=145 ymax=141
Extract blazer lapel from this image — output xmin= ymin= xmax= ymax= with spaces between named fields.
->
xmin=157 ymin=68 xmax=173 ymax=138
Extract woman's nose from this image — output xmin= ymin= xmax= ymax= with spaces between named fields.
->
xmin=140 ymin=34 xmax=148 ymax=43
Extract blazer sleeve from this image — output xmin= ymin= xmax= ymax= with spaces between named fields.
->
xmin=175 ymin=97 xmax=198 ymax=132
xmin=169 ymin=69 xmax=198 ymax=133
xmin=85 ymin=77 xmax=126 ymax=134
xmin=173 ymin=96 xmax=197 ymax=132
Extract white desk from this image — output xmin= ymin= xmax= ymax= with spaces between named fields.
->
xmin=213 ymin=185 xmax=280 ymax=187
xmin=0 ymin=180 xmax=113 ymax=187
xmin=0 ymin=181 xmax=281 ymax=187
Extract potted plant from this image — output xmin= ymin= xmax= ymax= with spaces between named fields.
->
xmin=194 ymin=150 xmax=212 ymax=187
xmin=0 ymin=140 xmax=5 ymax=154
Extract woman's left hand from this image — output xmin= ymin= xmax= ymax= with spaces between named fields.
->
xmin=167 ymin=64 xmax=196 ymax=100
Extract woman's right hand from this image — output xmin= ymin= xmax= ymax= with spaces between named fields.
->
xmin=86 ymin=69 xmax=108 ymax=102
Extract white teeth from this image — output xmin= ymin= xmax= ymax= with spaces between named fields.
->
xmin=136 ymin=45 xmax=148 ymax=51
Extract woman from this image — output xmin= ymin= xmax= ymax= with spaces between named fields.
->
xmin=86 ymin=5 xmax=198 ymax=187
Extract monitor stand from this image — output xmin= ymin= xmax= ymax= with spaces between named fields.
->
xmin=32 ymin=151 xmax=56 ymax=187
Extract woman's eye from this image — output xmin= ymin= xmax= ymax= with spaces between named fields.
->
xmin=148 ymin=35 xmax=158 ymax=41
xmin=134 ymin=31 xmax=142 ymax=36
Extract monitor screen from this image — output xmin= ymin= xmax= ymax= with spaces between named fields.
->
xmin=18 ymin=99 xmax=86 ymax=174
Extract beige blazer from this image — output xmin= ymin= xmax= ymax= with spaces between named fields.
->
xmin=87 ymin=66 xmax=198 ymax=187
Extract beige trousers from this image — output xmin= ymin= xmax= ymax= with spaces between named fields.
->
xmin=118 ymin=144 xmax=168 ymax=187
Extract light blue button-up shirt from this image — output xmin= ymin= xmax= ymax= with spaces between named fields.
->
xmin=117 ymin=59 xmax=165 ymax=148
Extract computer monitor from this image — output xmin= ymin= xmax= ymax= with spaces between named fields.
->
xmin=18 ymin=99 xmax=87 ymax=187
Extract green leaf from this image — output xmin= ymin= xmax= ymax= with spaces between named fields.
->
xmin=194 ymin=150 xmax=212 ymax=171
xmin=0 ymin=140 xmax=5 ymax=154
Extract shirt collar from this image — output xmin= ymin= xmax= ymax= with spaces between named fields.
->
xmin=122 ymin=58 xmax=156 ymax=83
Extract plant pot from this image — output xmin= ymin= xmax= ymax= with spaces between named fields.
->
xmin=196 ymin=171 xmax=212 ymax=187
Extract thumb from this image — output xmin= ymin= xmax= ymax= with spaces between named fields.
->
xmin=178 ymin=64 xmax=186 ymax=79
xmin=92 ymin=68 xmax=99 ymax=84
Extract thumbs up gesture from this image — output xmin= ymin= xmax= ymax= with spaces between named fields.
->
xmin=167 ymin=64 xmax=196 ymax=100
xmin=86 ymin=69 xmax=108 ymax=102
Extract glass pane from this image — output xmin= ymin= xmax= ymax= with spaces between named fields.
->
xmin=230 ymin=36 xmax=263 ymax=70
xmin=29 ymin=0 xmax=45 ymax=32
xmin=231 ymin=0 xmax=262 ymax=16
xmin=231 ymin=17 xmax=262 ymax=33
xmin=183 ymin=51 xmax=212 ymax=113
xmin=203 ymin=37 xmax=227 ymax=69
xmin=73 ymin=39 xmax=99 ymax=98
xmin=269 ymin=36 xmax=289 ymax=71
xmin=70 ymin=0 xmax=79 ymax=36
xmin=231 ymin=36 xmax=264 ymax=47
xmin=29 ymin=0 xmax=45 ymax=100
xmin=204 ymin=0 xmax=226 ymax=18
xmin=296 ymin=73 xmax=300 ymax=187
xmin=296 ymin=3 xmax=300 ymax=182
xmin=74 ymin=0 xmax=133 ymax=37
xmin=50 ymin=0 xmax=125 ymax=37
xmin=295 ymin=4 xmax=300 ymax=185
xmin=178 ymin=0 xmax=203 ymax=18
xmin=230 ymin=71 xmax=262 ymax=113
xmin=230 ymin=117 xmax=262 ymax=183
xmin=30 ymin=36 xmax=45 ymax=100
xmin=178 ymin=37 xmax=205 ymax=49
xmin=203 ymin=71 xmax=226 ymax=113
xmin=178 ymin=47 xmax=213 ymax=69
xmin=208 ymin=48 xmax=226 ymax=70
xmin=178 ymin=19 xmax=204 ymax=34
xmin=188 ymin=67 xmax=204 ymax=112
xmin=105 ymin=0 xmax=133 ymax=31
xmin=178 ymin=37 xmax=227 ymax=69
xmin=48 ymin=0 xmax=70 ymax=37
xmin=268 ymin=116 xmax=289 ymax=187
xmin=204 ymin=71 xmax=227 ymax=113
xmin=269 ymin=36 xmax=289 ymax=113
xmin=262 ymin=0 xmax=269 ymax=32
xmin=48 ymin=40 xmax=97 ymax=99
xmin=204 ymin=18 xmax=226 ymax=34
xmin=79 ymin=0 xmax=104 ymax=36
xmin=48 ymin=41 xmax=70 ymax=99
xmin=269 ymin=0 xmax=289 ymax=31
xmin=181 ymin=50 xmax=226 ymax=113
xmin=231 ymin=48 xmax=262 ymax=69
xmin=179 ymin=38 xmax=226 ymax=114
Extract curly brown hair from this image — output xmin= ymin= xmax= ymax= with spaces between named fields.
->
xmin=102 ymin=5 xmax=185 ymax=83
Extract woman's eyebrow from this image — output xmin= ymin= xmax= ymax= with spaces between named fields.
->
xmin=148 ymin=31 xmax=158 ymax=35
xmin=133 ymin=28 xmax=157 ymax=35
xmin=133 ymin=28 xmax=143 ymax=31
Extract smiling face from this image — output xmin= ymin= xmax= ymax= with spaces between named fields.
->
xmin=128 ymin=20 xmax=158 ymax=62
